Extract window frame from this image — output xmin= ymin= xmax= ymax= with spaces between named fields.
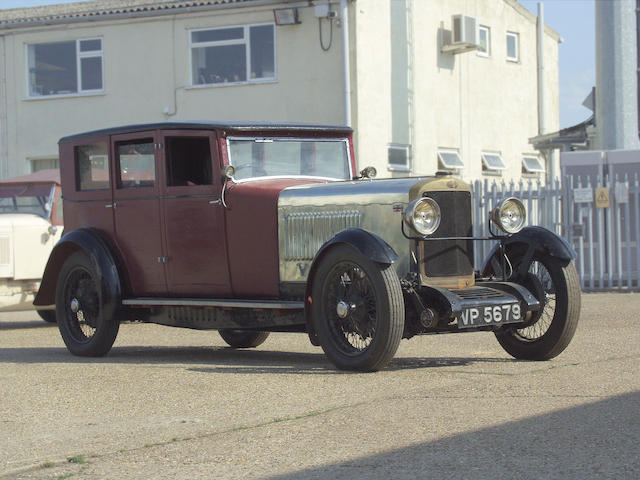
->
xmin=26 ymin=37 xmax=104 ymax=98
xmin=506 ymin=31 xmax=519 ymax=62
xmin=387 ymin=144 xmax=411 ymax=172
xmin=522 ymin=156 xmax=546 ymax=174
xmin=189 ymin=23 xmax=276 ymax=87
xmin=477 ymin=25 xmax=491 ymax=57
xmin=481 ymin=152 xmax=507 ymax=175
xmin=437 ymin=149 xmax=464 ymax=171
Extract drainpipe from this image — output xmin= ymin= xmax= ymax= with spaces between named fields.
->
xmin=0 ymin=36 xmax=7 ymax=179
xmin=340 ymin=0 xmax=351 ymax=127
xmin=536 ymin=3 xmax=553 ymax=182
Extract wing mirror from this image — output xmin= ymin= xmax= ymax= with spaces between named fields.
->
xmin=221 ymin=165 xmax=236 ymax=181
xmin=359 ymin=166 xmax=377 ymax=179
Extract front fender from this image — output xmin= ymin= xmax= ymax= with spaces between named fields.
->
xmin=303 ymin=228 xmax=398 ymax=345
xmin=34 ymin=228 xmax=126 ymax=309
xmin=482 ymin=226 xmax=576 ymax=277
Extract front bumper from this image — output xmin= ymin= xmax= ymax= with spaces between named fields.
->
xmin=405 ymin=281 xmax=540 ymax=333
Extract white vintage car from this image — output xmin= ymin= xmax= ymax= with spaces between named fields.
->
xmin=0 ymin=169 xmax=62 ymax=322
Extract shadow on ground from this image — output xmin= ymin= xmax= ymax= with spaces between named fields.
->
xmin=0 ymin=342 xmax=515 ymax=374
xmin=260 ymin=391 xmax=640 ymax=480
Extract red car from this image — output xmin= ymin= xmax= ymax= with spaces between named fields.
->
xmin=35 ymin=122 xmax=580 ymax=371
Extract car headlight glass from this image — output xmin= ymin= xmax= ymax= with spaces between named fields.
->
xmin=492 ymin=198 xmax=526 ymax=234
xmin=405 ymin=197 xmax=441 ymax=236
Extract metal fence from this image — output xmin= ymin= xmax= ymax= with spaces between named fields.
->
xmin=471 ymin=174 xmax=640 ymax=291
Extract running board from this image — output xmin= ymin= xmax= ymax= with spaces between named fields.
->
xmin=122 ymin=297 xmax=305 ymax=310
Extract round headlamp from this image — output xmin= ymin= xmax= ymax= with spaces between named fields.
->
xmin=491 ymin=197 xmax=526 ymax=234
xmin=404 ymin=197 xmax=441 ymax=236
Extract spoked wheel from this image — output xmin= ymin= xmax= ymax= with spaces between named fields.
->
xmin=495 ymin=251 xmax=581 ymax=360
xmin=219 ymin=329 xmax=269 ymax=348
xmin=312 ymin=245 xmax=404 ymax=372
xmin=56 ymin=252 xmax=120 ymax=356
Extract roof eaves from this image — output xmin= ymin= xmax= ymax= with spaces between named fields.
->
xmin=0 ymin=0 xmax=285 ymax=30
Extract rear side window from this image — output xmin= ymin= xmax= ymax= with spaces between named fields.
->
xmin=75 ymin=142 xmax=109 ymax=191
xmin=116 ymin=140 xmax=155 ymax=188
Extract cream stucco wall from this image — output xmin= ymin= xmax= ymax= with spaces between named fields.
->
xmin=0 ymin=3 xmax=346 ymax=178
xmin=0 ymin=0 xmax=559 ymax=182
xmin=352 ymin=0 xmax=560 ymax=183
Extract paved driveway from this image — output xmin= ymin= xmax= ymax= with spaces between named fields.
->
xmin=1 ymin=292 xmax=638 ymax=479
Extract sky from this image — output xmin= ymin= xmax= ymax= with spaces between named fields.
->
xmin=0 ymin=0 xmax=596 ymax=130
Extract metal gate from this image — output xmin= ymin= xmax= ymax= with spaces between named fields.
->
xmin=471 ymin=174 xmax=640 ymax=291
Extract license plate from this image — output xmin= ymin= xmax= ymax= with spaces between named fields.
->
xmin=458 ymin=302 xmax=522 ymax=329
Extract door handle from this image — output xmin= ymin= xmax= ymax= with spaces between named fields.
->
xmin=209 ymin=199 xmax=222 ymax=205
xmin=105 ymin=202 xmax=117 ymax=209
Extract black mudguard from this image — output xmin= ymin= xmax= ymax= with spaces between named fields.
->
xmin=482 ymin=226 xmax=576 ymax=278
xmin=304 ymin=228 xmax=399 ymax=345
xmin=34 ymin=228 xmax=126 ymax=312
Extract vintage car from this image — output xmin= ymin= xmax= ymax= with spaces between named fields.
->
xmin=35 ymin=122 xmax=580 ymax=371
xmin=0 ymin=169 xmax=62 ymax=322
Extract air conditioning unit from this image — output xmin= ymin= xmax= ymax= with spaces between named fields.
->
xmin=442 ymin=14 xmax=479 ymax=54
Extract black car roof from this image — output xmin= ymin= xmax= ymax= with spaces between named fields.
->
xmin=59 ymin=121 xmax=353 ymax=142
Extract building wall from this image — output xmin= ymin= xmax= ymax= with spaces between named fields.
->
xmin=0 ymin=0 xmax=559 ymax=182
xmin=353 ymin=0 xmax=560 ymax=183
xmin=0 ymin=3 xmax=345 ymax=177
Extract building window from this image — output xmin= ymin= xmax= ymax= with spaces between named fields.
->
xmin=522 ymin=156 xmax=545 ymax=175
xmin=27 ymin=38 xmax=103 ymax=97
xmin=477 ymin=26 xmax=491 ymax=57
xmin=30 ymin=158 xmax=59 ymax=173
xmin=481 ymin=152 xmax=507 ymax=175
xmin=506 ymin=32 xmax=519 ymax=62
xmin=388 ymin=145 xmax=411 ymax=171
xmin=437 ymin=149 xmax=464 ymax=171
xmin=190 ymin=24 xmax=275 ymax=86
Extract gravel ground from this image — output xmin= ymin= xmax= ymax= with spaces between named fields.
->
xmin=0 ymin=292 xmax=638 ymax=479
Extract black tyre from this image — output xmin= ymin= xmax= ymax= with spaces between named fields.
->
xmin=55 ymin=251 xmax=120 ymax=356
xmin=37 ymin=310 xmax=56 ymax=323
xmin=495 ymin=252 xmax=581 ymax=360
xmin=219 ymin=329 xmax=270 ymax=348
xmin=311 ymin=245 xmax=404 ymax=372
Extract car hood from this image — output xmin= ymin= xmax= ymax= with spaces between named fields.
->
xmin=0 ymin=214 xmax=51 ymax=228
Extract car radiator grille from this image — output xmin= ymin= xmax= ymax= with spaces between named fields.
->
xmin=283 ymin=211 xmax=362 ymax=261
xmin=419 ymin=190 xmax=474 ymax=277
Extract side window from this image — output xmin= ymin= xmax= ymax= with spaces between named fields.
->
xmin=165 ymin=137 xmax=212 ymax=186
xmin=116 ymin=140 xmax=155 ymax=188
xmin=75 ymin=142 xmax=109 ymax=191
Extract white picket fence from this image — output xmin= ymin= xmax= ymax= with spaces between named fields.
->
xmin=471 ymin=175 xmax=640 ymax=291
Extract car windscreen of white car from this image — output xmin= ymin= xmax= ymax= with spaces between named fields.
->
xmin=0 ymin=184 xmax=54 ymax=218
xmin=227 ymin=138 xmax=351 ymax=181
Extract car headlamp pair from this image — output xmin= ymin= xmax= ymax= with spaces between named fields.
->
xmin=404 ymin=196 xmax=526 ymax=237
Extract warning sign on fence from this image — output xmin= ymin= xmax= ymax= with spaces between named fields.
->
xmin=595 ymin=187 xmax=610 ymax=208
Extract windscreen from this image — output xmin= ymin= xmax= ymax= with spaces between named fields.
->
xmin=227 ymin=138 xmax=351 ymax=181
xmin=0 ymin=184 xmax=54 ymax=218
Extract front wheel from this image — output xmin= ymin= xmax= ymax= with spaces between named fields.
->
xmin=311 ymin=245 xmax=405 ymax=372
xmin=55 ymin=251 xmax=120 ymax=356
xmin=495 ymin=252 xmax=581 ymax=360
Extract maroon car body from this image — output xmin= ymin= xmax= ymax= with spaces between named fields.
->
xmin=35 ymin=122 xmax=580 ymax=371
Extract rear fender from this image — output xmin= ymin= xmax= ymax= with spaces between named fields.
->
xmin=482 ymin=226 xmax=576 ymax=278
xmin=303 ymin=228 xmax=398 ymax=345
xmin=34 ymin=229 xmax=126 ymax=312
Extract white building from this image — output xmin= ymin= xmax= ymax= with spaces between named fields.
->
xmin=0 ymin=0 xmax=559 ymax=182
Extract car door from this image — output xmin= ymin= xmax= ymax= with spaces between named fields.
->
xmin=112 ymin=131 xmax=167 ymax=295
xmin=160 ymin=130 xmax=231 ymax=296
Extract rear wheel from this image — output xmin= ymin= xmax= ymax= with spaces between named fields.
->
xmin=311 ymin=245 xmax=404 ymax=372
xmin=219 ymin=329 xmax=269 ymax=348
xmin=495 ymin=252 xmax=581 ymax=360
xmin=55 ymin=251 xmax=120 ymax=356
xmin=37 ymin=310 xmax=56 ymax=323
